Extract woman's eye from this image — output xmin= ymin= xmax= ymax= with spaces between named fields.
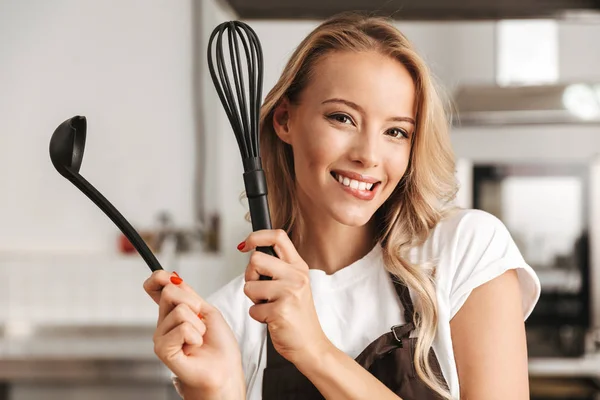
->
xmin=386 ymin=128 xmax=409 ymax=139
xmin=329 ymin=113 xmax=354 ymax=125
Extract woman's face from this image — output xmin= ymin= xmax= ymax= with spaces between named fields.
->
xmin=273 ymin=50 xmax=416 ymax=227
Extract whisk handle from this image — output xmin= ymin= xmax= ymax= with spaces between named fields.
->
xmin=243 ymin=164 xmax=277 ymax=281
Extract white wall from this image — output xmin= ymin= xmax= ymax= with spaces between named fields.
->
xmin=559 ymin=21 xmax=600 ymax=82
xmin=0 ymin=0 xmax=250 ymax=276
xmin=0 ymin=0 xmax=196 ymax=254
xmin=0 ymin=0 xmax=243 ymax=327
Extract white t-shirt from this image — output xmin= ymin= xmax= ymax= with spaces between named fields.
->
xmin=199 ymin=209 xmax=541 ymax=399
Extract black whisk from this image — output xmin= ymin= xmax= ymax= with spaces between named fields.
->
xmin=207 ymin=21 xmax=276 ymax=279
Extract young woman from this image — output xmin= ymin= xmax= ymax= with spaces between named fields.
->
xmin=144 ymin=12 xmax=540 ymax=400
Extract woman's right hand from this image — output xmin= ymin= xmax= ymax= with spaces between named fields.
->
xmin=143 ymin=270 xmax=245 ymax=399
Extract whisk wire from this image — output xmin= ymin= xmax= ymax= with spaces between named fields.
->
xmin=210 ymin=28 xmax=234 ymax=128
xmin=221 ymin=27 xmax=248 ymax=158
xmin=208 ymin=21 xmax=265 ymax=160
xmin=210 ymin=24 xmax=249 ymax=159
xmin=237 ymin=23 xmax=260 ymax=157
xmin=235 ymin=24 xmax=257 ymax=156
xmin=229 ymin=24 xmax=251 ymax=157
xmin=238 ymin=24 xmax=256 ymax=156
xmin=247 ymin=24 xmax=264 ymax=156
xmin=247 ymin=24 xmax=261 ymax=156
xmin=211 ymin=28 xmax=232 ymax=122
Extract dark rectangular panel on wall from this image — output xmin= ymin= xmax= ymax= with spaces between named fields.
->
xmin=226 ymin=0 xmax=599 ymax=20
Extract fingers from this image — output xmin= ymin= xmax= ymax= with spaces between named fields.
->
xmin=155 ymin=303 xmax=206 ymax=339
xmin=244 ymin=250 xmax=295 ymax=282
xmin=144 ymin=271 xmax=215 ymax=314
xmin=239 ymin=229 xmax=302 ymax=265
xmin=244 ymin=279 xmax=288 ymax=304
xmin=158 ymin=282 xmax=206 ymax=324
xmin=153 ymin=319 xmax=204 ymax=362
xmin=248 ymin=301 xmax=277 ymax=324
xmin=143 ymin=270 xmax=172 ymax=304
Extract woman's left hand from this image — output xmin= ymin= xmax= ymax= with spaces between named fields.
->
xmin=239 ymin=229 xmax=331 ymax=366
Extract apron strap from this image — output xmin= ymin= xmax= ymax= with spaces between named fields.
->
xmin=389 ymin=273 xmax=416 ymax=324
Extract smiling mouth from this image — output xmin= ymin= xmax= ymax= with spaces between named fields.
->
xmin=330 ymin=172 xmax=380 ymax=192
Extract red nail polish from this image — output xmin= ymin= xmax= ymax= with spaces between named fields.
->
xmin=170 ymin=276 xmax=183 ymax=285
xmin=237 ymin=241 xmax=245 ymax=250
xmin=198 ymin=313 xmax=204 ymax=320
xmin=172 ymin=271 xmax=180 ymax=278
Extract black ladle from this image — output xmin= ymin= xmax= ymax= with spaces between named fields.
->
xmin=49 ymin=115 xmax=163 ymax=272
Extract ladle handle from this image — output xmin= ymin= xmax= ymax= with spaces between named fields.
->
xmin=66 ymin=169 xmax=163 ymax=272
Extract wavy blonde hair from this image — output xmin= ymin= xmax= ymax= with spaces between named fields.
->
xmin=257 ymin=12 xmax=459 ymax=399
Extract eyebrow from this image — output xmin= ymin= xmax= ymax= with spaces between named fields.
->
xmin=321 ymin=98 xmax=415 ymax=125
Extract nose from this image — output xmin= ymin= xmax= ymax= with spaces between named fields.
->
xmin=348 ymin=133 xmax=380 ymax=168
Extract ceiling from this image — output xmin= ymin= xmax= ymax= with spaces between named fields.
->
xmin=225 ymin=0 xmax=600 ymax=21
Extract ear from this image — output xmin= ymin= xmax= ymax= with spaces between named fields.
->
xmin=272 ymin=97 xmax=293 ymax=145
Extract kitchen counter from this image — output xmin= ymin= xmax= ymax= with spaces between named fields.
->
xmin=0 ymin=324 xmax=172 ymax=383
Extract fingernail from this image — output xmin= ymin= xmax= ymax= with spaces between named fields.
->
xmin=172 ymin=271 xmax=180 ymax=278
xmin=170 ymin=276 xmax=183 ymax=285
xmin=198 ymin=313 xmax=204 ymax=320
xmin=237 ymin=241 xmax=245 ymax=251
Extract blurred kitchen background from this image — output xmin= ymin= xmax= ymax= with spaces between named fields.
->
xmin=2 ymin=0 xmax=600 ymax=399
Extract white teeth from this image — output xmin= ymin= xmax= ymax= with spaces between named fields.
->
xmin=334 ymin=172 xmax=376 ymax=191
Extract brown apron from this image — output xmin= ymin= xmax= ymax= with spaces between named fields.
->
xmin=262 ymin=273 xmax=449 ymax=399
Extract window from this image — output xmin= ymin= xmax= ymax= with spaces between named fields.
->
xmin=496 ymin=20 xmax=558 ymax=86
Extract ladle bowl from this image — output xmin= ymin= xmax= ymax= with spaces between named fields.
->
xmin=49 ymin=115 xmax=86 ymax=177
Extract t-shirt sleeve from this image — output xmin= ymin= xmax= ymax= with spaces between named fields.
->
xmin=448 ymin=210 xmax=541 ymax=320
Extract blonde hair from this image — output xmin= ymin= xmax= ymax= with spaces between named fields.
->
xmin=258 ymin=12 xmax=459 ymax=399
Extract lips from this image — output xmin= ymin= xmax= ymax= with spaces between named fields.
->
xmin=331 ymin=170 xmax=380 ymax=187
xmin=330 ymin=171 xmax=381 ymax=200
